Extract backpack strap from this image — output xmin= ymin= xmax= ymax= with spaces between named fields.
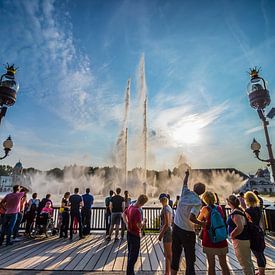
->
xmin=231 ymin=209 xmax=245 ymax=217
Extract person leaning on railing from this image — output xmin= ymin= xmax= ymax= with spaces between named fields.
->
xmin=105 ymin=190 xmax=114 ymax=236
xmin=59 ymin=192 xmax=70 ymax=238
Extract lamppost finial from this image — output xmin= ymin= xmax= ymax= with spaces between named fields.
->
xmin=249 ymin=66 xmax=261 ymax=79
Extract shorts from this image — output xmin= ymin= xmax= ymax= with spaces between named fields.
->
xmin=203 ymin=246 xmax=228 ymax=256
xmin=163 ymin=227 xmax=172 ymax=243
xmin=111 ymin=213 xmax=122 ymax=226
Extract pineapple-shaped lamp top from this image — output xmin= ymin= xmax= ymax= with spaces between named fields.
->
xmin=247 ymin=66 xmax=270 ymax=110
xmin=249 ymin=67 xmax=261 ymax=81
xmin=0 ymin=64 xmax=19 ymax=106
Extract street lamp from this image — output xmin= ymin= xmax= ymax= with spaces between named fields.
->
xmin=247 ymin=67 xmax=275 ymax=183
xmin=0 ymin=64 xmax=19 ymax=125
xmin=0 ymin=136 xmax=13 ymax=160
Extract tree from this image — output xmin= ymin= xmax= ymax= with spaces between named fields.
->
xmin=0 ymin=165 xmax=13 ymax=176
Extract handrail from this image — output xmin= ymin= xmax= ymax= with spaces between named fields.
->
xmin=19 ymin=204 xmax=272 ymax=231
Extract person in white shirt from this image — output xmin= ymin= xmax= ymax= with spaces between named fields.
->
xmin=171 ymin=170 xmax=206 ymax=275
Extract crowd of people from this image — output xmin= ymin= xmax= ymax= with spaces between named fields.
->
xmin=0 ymin=172 xmax=267 ymax=275
xmin=122 ymin=171 xmax=266 ymax=275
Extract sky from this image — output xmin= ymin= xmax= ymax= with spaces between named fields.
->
xmin=0 ymin=0 xmax=275 ymax=174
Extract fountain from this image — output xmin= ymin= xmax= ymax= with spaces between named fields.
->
xmin=114 ymin=79 xmax=131 ymax=189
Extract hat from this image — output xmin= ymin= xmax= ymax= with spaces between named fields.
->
xmin=159 ymin=193 xmax=168 ymax=200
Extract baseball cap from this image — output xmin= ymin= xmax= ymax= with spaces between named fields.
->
xmin=159 ymin=193 xmax=168 ymax=200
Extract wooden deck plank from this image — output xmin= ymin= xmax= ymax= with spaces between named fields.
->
xmin=0 ymin=238 xmax=53 ymax=268
xmin=113 ymin=238 xmax=127 ymax=271
xmin=51 ymin=236 xmax=92 ymax=270
xmin=94 ymin=239 xmax=119 ymax=271
xmin=73 ymin=235 xmax=103 ymax=270
xmin=122 ymin=239 xmax=129 ymax=272
xmin=102 ymin=239 xmax=121 ymax=271
xmin=146 ymin=235 xmax=160 ymax=271
xmin=0 ymin=237 xmax=48 ymax=264
xmin=35 ymin=236 xmax=85 ymax=270
xmin=150 ymin=235 xmax=165 ymax=271
xmin=194 ymin=242 xmax=208 ymax=271
xmin=0 ymin=233 xmax=274 ymax=272
xmin=5 ymin=237 xmax=66 ymax=269
xmin=83 ymin=236 xmax=109 ymax=270
xmin=64 ymin=235 xmax=99 ymax=270
xmin=0 ymin=237 xmax=33 ymax=256
xmin=140 ymin=235 xmax=151 ymax=271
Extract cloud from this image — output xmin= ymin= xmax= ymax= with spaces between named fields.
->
xmin=245 ymin=126 xmax=262 ymax=135
xmin=148 ymin=91 xmax=228 ymax=148
xmin=0 ymin=0 xmax=120 ymax=131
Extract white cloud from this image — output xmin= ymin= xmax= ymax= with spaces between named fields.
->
xmin=0 ymin=0 xmax=120 ymax=131
xmin=149 ymin=93 xmax=228 ymax=148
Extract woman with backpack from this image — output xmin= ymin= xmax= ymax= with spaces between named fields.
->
xmin=244 ymin=191 xmax=266 ymax=275
xmin=226 ymin=195 xmax=255 ymax=275
xmin=198 ymin=191 xmax=230 ymax=275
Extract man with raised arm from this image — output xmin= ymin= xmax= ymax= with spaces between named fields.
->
xmin=171 ymin=170 xmax=206 ymax=275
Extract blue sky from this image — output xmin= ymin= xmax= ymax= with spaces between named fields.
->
xmin=0 ymin=0 xmax=274 ymax=174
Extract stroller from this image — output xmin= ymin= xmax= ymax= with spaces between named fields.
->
xmin=29 ymin=212 xmax=57 ymax=238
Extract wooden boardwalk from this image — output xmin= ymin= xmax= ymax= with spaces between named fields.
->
xmin=0 ymin=233 xmax=275 ymax=274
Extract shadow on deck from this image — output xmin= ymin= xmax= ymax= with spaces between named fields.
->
xmin=0 ymin=233 xmax=275 ymax=274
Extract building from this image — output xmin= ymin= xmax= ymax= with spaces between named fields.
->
xmin=0 ymin=176 xmax=13 ymax=192
xmin=240 ymin=168 xmax=275 ymax=193
xmin=0 ymin=161 xmax=31 ymax=192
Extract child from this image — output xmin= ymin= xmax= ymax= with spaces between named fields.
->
xmin=41 ymin=201 xmax=53 ymax=216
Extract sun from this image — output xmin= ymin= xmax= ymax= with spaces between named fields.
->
xmin=170 ymin=115 xmax=207 ymax=146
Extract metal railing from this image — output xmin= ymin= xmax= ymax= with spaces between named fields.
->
xmin=19 ymin=205 xmax=272 ymax=232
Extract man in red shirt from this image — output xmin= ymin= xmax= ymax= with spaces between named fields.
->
xmin=123 ymin=194 xmax=148 ymax=275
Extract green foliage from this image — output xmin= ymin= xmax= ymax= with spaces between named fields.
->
xmin=46 ymin=168 xmax=64 ymax=179
xmin=0 ymin=165 xmax=13 ymax=176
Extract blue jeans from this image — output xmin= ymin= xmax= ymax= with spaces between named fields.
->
xmin=127 ymin=232 xmax=141 ymax=275
xmin=13 ymin=212 xmax=23 ymax=239
xmin=0 ymin=213 xmax=18 ymax=245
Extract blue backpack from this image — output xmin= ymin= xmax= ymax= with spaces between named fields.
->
xmin=208 ymin=205 xmax=227 ymax=243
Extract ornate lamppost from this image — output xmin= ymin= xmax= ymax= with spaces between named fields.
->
xmin=0 ymin=64 xmax=19 ymax=159
xmin=0 ymin=64 xmax=19 ymax=125
xmin=247 ymin=67 xmax=275 ymax=183
xmin=0 ymin=136 xmax=13 ymax=160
